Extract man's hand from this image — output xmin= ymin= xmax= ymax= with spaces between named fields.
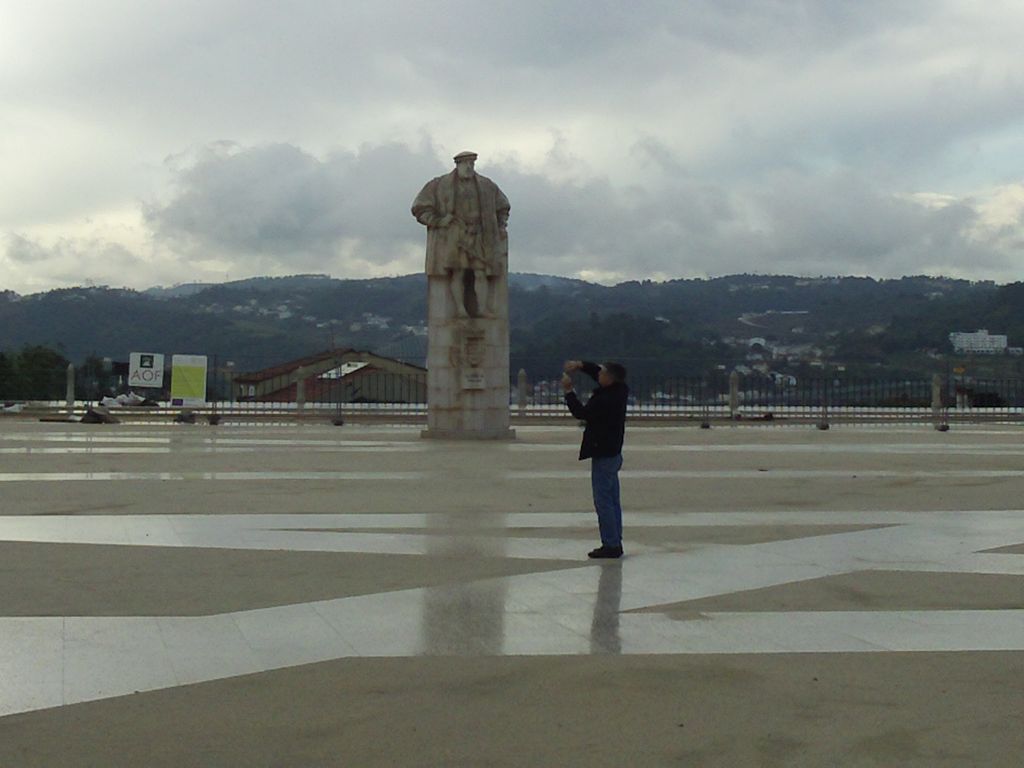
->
xmin=561 ymin=373 xmax=574 ymax=393
xmin=563 ymin=360 xmax=583 ymax=372
xmin=433 ymin=213 xmax=455 ymax=228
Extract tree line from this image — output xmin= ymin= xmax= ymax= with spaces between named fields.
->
xmin=0 ymin=346 xmax=118 ymax=402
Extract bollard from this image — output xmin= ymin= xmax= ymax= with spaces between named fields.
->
xmin=65 ymin=363 xmax=75 ymax=413
xmin=932 ymin=373 xmax=949 ymax=431
xmin=699 ymin=378 xmax=711 ymax=428
xmin=517 ymin=369 xmax=528 ymax=415
xmin=818 ymin=388 xmax=830 ymax=430
xmin=226 ymin=362 xmax=236 ymax=404
xmin=295 ymin=368 xmax=306 ymax=415
xmin=728 ymin=371 xmax=740 ymax=420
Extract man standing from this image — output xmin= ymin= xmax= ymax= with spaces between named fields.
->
xmin=562 ymin=360 xmax=629 ymax=558
xmin=411 ymin=151 xmax=510 ymax=318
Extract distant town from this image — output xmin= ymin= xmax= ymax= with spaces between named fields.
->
xmin=2 ymin=274 xmax=1023 ymax=386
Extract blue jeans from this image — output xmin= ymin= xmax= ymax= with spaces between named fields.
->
xmin=591 ymin=454 xmax=623 ymax=548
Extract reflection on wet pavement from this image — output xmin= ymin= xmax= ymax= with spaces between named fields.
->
xmin=1 ymin=424 xmax=1023 ymax=719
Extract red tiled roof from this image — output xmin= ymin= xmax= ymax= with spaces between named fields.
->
xmin=234 ymin=349 xmax=357 ymax=383
xmin=234 ymin=348 xmax=425 ymax=383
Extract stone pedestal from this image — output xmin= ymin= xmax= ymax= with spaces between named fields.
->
xmin=421 ymin=274 xmax=515 ymax=440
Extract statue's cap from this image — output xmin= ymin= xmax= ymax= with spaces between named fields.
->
xmin=453 ymin=151 xmax=478 ymax=162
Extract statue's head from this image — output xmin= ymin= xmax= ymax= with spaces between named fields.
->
xmin=453 ymin=151 xmax=477 ymax=179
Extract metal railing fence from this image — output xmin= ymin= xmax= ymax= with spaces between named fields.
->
xmin=5 ymin=360 xmax=1024 ymax=426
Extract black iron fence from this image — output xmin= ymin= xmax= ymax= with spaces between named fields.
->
xmin=5 ymin=358 xmax=1024 ymax=426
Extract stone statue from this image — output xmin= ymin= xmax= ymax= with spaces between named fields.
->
xmin=411 ymin=151 xmax=510 ymax=318
xmin=413 ymin=151 xmax=514 ymax=440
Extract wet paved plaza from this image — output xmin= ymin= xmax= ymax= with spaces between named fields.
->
xmin=1 ymin=420 xmax=1023 ymax=766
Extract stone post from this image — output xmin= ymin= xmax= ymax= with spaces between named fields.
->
xmin=700 ymin=376 xmax=711 ymax=429
xmin=295 ymin=366 xmax=307 ymax=415
xmin=226 ymin=362 xmax=236 ymax=403
xmin=728 ymin=371 xmax=740 ymax=420
xmin=932 ymin=373 xmax=949 ymax=431
xmin=931 ymin=374 xmax=942 ymax=415
xmin=817 ymin=383 xmax=830 ymax=430
xmin=517 ymin=368 xmax=528 ymax=415
xmin=65 ymin=364 xmax=75 ymax=412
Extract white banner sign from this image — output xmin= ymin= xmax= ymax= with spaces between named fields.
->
xmin=128 ymin=352 xmax=165 ymax=388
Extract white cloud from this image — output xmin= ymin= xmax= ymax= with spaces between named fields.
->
xmin=1 ymin=0 xmax=1023 ymax=293
xmin=1 ymin=232 xmax=144 ymax=293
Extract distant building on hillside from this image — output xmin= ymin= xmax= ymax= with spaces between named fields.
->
xmin=949 ymin=329 xmax=1008 ymax=355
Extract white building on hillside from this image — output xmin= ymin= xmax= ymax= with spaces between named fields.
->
xmin=949 ymin=329 xmax=1008 ymax=354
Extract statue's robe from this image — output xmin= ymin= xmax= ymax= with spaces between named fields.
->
xmin=412 ymin=171 xmax=510 ymax=277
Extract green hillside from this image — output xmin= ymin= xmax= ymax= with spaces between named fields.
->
xmin=2 ymin=274 xmax=1022 ymax=380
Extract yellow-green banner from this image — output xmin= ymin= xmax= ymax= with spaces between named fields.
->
xmin=170 ymin=354 xmax=207 ymax=405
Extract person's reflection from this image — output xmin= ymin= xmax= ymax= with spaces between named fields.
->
xmin=590 ymin=562 xmax=623 ymax=654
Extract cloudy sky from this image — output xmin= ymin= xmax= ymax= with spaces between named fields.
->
xmin=2 ymin=0 xmax=1023 ymax=294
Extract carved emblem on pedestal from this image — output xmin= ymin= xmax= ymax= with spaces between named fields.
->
xmin=459 ymin=326 xmax=486 ymax=390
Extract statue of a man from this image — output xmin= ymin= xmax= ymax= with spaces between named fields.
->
xmin=412 ymin=151 xmax=510 ymax=318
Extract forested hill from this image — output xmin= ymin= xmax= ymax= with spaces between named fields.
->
xmin=2 ymin=274 xmax=1022 ymax=378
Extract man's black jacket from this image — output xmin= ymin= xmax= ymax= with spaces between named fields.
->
xmin=564 ymin=361 xmax=628 ymax=460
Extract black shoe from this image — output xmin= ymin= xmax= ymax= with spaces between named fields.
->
xmin=588 ymin=545 xmax=623 ymax=559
